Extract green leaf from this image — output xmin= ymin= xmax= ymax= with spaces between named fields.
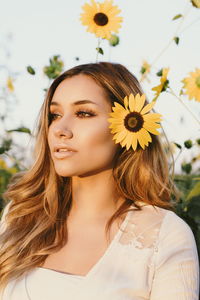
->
xmin=109 ymin=34 xmax=119 ymax=47
xmin=174 ymin=36 xmax=180 ymax=45
xmin=0 ymin=147 xmax=6 ymax=154
xmin=27 ymin=66 xmax=35 ymax=75
xmin=179 ymin=89 xmax=184 ymax=96
xmin=156 ymin=69 xmax=163 ymax=76
xmin=43 ymin=55 xmax=64 ymax=79
xmin=181 ymin=163 xmax=192 ymax=174
xmin=184 ymin=139 xmax=193 ymax=149
xmin=96 ymin=47 xmax=104 ymax=55
xmin=161 ymin=79 xmax=169 ymax=92
xmin=140 ymin=67 xmax=146 ymax=74
xmin=196 ymin=138 xmax=200 ymax=145
xmin=186 ymin=181 xmax=200 ymax=201
xmin=174 ymin=142 xmax=182 ymax=149
xmin=0 ymin=139 xmax=12 ymax=153
xmin=6 ymin=127 xmax=31 ymax=134
xmin=172 ymin=14 xmax=183 ymax=21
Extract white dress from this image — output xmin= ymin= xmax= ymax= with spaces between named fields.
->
xmin=0 ymin=201 xmax=199 ymax=300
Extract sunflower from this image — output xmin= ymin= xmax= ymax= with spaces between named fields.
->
xmin=152 ymin=68 xmax=169 ymax=101
xmin=182 ymin=68 xmax=200 ymax=102
xmin=80 ymin=0 xmax=123 ymax=40
xmin=107 ymin=93 xmax=162 ymax=151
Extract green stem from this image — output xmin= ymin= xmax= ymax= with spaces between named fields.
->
xmin=108 ymin=43 xmax=112 ymax=62
xmin=173 ymin=148 xmax=183 ymax=168
xmin=179 ymin=16 xmax=200 ymax=35
xmin=142 ymin=4 xmax=192 ymax=81
xmin=96 ymin=38 xmax=101 ymax=62
xmin=168 ymin=88 xmax=200 ymax=126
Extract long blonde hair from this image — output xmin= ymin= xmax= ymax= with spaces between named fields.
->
xmin=0 ymin=62 xmax=178 ymax=291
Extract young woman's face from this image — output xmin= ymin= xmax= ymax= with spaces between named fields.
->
xmin=48 ymin=74 xmax=120 ymax=177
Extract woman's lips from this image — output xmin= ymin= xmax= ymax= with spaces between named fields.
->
xmin=53 ymin=150 xmax=77 ymax=159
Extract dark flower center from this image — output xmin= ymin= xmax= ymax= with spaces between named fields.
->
xmin=124 ymin=112 xmax=144 ymax=132
xmin=94 ymin=13 xmax=109 ymax=26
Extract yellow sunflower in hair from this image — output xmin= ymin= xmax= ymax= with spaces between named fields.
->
xmin=108 ymin=93 xmax=162 ymax=151
xmin=80 ymin=0 xmax=123 ymax=40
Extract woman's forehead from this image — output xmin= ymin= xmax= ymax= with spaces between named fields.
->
xmin=51 ymin=74 xmax=112 ymax=110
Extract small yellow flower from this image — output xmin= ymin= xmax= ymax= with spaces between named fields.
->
xmin=6 ymin=77 xmax=14 ymax=92
xmin=152 ymin=68 xmax=169 ymax=101
xmin=140 ymin=60 xmax=151 ymax=82
xmin=80 ymin=0 xmax=123 ymax=40
xmin=140 ymin=60 xmax=151 ymax=75
xmin=108 ymin=93 xmax=162 ymax=151
xmin=182 ymin=68 xmax=200 ymax=102
xmin=0 ymin=159 xmax=8 ymax=169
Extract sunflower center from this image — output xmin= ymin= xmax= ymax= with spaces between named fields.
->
xmin=195 ymin=76 xmax=200 ymax=88
xmin=94 ymin=13 xmax=109 ymax=26
xmin=124 ymin=112 xmax=144 ymax=132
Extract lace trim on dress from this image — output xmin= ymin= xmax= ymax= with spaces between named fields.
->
xmin=118 ymin=204 xmax=168 ymax=250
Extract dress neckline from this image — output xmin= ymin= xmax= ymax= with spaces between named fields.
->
xmin=35 ymin=205 xmax=134 ymax=280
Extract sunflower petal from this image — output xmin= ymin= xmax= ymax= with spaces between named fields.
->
xmin=182 ymin=68 xmax=200 ymax=103
xmin=129 ymin=93 xmax=136 ymax=112
xmin=140 ymin=101 xmax=155 ymax=114
xmin=124 ymin=96 xmax=129 ymax=109
xmin=131 ymin=133 xmax=138 ymax=151
xmin=113 ymin=101 xmax=126 ymax=110
xmin=113 ymin=130 xmax=128 ymax=143
xmin=110 ymin=124 xmax=125 ymax=133
xmin=137 ymin=128 xmax=151 ymax=149
xmin=143 ymin=123 xmax=160 ymax=135
xmin=134 ymin=94 xmax=146 ymax=112
xmin=143 ymin=113 xmax=162 ymax=121
xmin=125 ymin=132 xmax=133 ymax=150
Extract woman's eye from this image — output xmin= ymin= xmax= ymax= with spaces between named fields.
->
xmin=75 ymin=110 xmax=96 ymax=118
xmin=49 ymin=113 xmax=60 ymax=121
xmin=49 ymin=110 xmax=96 ymax=122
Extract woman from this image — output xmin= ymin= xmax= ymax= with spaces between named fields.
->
xmin=0 ymin=62 xmax=199 ymax=299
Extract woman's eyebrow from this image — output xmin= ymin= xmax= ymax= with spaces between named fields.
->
xmin=50 ymin=100 xmax=99 ymax=107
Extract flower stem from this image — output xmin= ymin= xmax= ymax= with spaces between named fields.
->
xmin=169 ymin=146 xmax=183 ymax=173
xmin=179 ymin=16 xmax=200 ymax=35
xmin=96 ymin=38 xmax=101 ymax=62
xmin=168 ymin=88 xmax=200 ymax=126
xmin=141 ymin=4 xmax=192 ymax=82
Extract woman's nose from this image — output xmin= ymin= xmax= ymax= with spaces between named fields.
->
xmin=54 ymin=128 xmax=73 ymax=139
xmin=53 ymin=120 xmax=73 ymax=139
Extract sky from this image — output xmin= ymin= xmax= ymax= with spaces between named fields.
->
xmin=0 ymin=0 xmax=200 ymax=172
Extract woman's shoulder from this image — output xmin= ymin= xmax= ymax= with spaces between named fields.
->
xmin=125 ymin=202 xmax=196 ymax=250
xmin=132 ymin=201 xmax=193 ymax=233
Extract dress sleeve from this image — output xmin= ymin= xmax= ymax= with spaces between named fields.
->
xmin=150 ymin=211 xmax=199 ymax=300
